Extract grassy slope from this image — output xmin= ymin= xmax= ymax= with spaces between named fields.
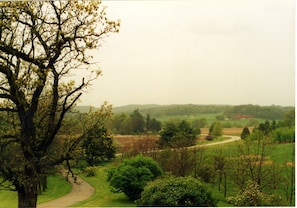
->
xmin=0 ymin=175 xmax=71 ymax=207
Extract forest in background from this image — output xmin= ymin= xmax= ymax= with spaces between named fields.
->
xmin=77 ymin=104 xmax=294 ymax=121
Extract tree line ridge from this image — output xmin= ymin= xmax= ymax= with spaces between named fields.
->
xmin=76 ymin=104 xmax=294 ymax=120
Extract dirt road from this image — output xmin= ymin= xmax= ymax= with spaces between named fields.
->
xmin=38 ymin=175 xmax=95 ymax=208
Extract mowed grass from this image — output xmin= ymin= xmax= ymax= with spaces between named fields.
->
xmin=72 ymin=163 xmax=135 ymax=207
xmin=0 ymin=174 xmax=71 ymax=207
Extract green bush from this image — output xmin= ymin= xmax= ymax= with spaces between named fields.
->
xmin=138 ymin=176 xmax=217 ymax=207
xmin=84 ymin=166 xmax=97 ymax=177
xmin=272 ymin=127 xmax=295 ymax=143
xmin=107 ymin=155 xmax=163 ymax=200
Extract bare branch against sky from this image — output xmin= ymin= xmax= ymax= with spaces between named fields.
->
xmin=79 ymin=0 xmax=295 ymax=107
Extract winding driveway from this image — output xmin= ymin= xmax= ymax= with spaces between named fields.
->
xmin=38 ymin=135 xmax=240 ymax=207
xmin=38 ymin=175 xmax=95 ymax=208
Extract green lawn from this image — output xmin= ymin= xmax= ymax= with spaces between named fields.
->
xmin=72 ymin=163 xmax=135 ymax=207
xmin=0 ymin=174 xmax=71 ymax=207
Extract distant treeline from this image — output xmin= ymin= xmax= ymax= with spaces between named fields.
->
xmin=112 ymin=104 xmax=294 ymax=120
xmin=224 ymin=105 xmax=294 ymax=120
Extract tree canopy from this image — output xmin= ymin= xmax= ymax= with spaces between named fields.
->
xmin=0 ymin=1 xmax=119 ymax=207
xmin=159 ymin=120 xmax=199 ymax=148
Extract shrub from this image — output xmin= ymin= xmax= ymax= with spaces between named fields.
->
xmin=138 ymin=176 xmax=217 ymax=207
xmin=107 ymin=155 xmax=163 ymax=200
xmin=84 ymin=166 xmax=97 ymax=177
xmin=271 ymin=127 xmax=295 ymax=143
xmin=226 ymin=180 xmax=282 ymax=206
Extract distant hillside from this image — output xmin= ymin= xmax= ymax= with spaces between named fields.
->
xmin=76 ymin=104 xmax=294 ymax=120
xmin=75 ymin=106 xmax=99 ymax=113
xmin=111 ymin=104 xmax=294 ymax=120
xmin=112 ymin=104 xmax=161 ymax=114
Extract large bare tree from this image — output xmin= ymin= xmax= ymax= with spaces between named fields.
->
xmin=0 ymin=1 xmax=119 ymax=207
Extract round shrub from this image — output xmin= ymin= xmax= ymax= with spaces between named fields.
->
xmin=138 ymin=176 xmax=217 ymax=207
xmin=107 ymin=155 xmax=163 ymax=200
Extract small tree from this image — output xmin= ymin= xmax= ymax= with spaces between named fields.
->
xmin=209 ymin=121 xmax=223 ymax=139
xmin=241 ymin=127 xmax=250 ymax=139
xmin=82 ymin=126 xmax=116 ymax=166
xmin=138 ymin=176 xmax=217 ymax=206
xmin=107 ymin=155 xmax=163 ymax=200
xmin=130 ymin=109 xmax=145 ymax=134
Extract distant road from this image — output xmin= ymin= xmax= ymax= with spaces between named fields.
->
xmin=197 ymin=135 xmax=241 ymax=147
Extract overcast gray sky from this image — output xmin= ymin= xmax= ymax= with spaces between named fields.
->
xmin=79 ymin=0 xmax=295 ymax=107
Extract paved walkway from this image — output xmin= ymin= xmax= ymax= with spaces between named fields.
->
xmin=38 ymin=175 xmax=95 ymax=208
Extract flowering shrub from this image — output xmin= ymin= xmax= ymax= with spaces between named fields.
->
xmin=226 ymin=180 xmax=282 ymax=206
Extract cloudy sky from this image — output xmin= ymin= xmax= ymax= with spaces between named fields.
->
xmin=79 ymin=0 xmax=295 ymax=107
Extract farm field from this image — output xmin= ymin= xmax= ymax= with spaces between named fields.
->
xmin=113 ymin=128 xmax=245 ymax=151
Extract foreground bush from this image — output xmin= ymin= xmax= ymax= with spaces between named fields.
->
xmin=138 ymin=176 xmax=217 ymax=207
xmin=107 ymin=155 xmax=163 ymax=200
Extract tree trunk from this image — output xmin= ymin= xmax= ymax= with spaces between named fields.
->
xmin=17 ymin=163 xmax=39 ymax=208
xmin=18 ymin=182 xmax=38 ymax=208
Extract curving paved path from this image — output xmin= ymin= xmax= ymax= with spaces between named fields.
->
xmin=38 ymin=135 xmax=239 ymax=207
xmin=38 ymin=175 xmax=95 ymax=208
xmin=198 ymin=135 xmax=240 ymax=147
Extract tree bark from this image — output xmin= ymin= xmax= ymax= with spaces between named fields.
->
xmin=17 ymin=162 xmax=39 ymax=208
xmin=17 ymin=181 xmax=38 ymax=208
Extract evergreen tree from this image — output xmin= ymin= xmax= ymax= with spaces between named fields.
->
xmin=130 ymin=109 xmax=145 ymax=134
xmin=82 ymin=126 xmax=116 ymax=166
xmin=241 ymin=127 xmax=250 ymax=139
